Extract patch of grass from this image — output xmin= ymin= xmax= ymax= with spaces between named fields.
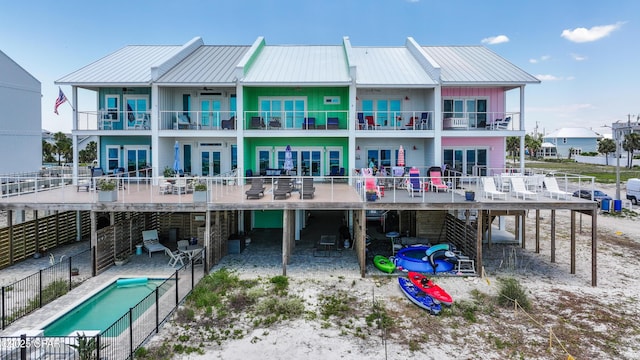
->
xmin=269 ymin=275 xmax=289 ymax=295
xmin=497 ymin=278 xmax=531 ymax=311
xmin=134 ymin=343 xmax=173 ymax=360
xmin=318 ymin=290 xmax=355 ymax=320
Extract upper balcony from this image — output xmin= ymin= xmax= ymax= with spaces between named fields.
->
xmin=243 ymin=111 xmax=349 ymax=130
xmin=355 ymin=111 xmax=434 ymax=131
xmin=78 ymin=110 xmax=151 ymax=131
xmin=441 ymin=112 xmax=521 ymax=131
xmin=158 ymin=111 xmax=237 ymax=131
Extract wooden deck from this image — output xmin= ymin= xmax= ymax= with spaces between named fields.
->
xmin=0 ymin=179 xmax=597 ymax=213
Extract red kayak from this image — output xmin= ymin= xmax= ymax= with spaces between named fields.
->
xmin=407 ymin=271 xmax=453 ymax=305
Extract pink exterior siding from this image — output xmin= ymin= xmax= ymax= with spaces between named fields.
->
xmin=441 ymin=87 xmax=505 ymax=114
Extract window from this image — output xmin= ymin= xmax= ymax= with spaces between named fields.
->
xmin=106 ymin=95 xmax=119 ymax=120
xmin=443 ymin=98 xmax=487 ymax=127
xmin=106 ymin=146 xmax=119 ymax=173
xmin=259 ymin=97 xmax=306 ymax=128
xmin=361 ymin=99 xmax=402 ymax=126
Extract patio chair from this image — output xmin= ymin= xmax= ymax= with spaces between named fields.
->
xmin=419 ymin=112 xmax=430 ymax=129
xmin=487 ymin=116 xmax=512 ymax=130
xmin=177 ymin=239 xmax=190 ymax=251
xmin=406 ymin=168 xmax=422 ymax=197
xmin=299 ymin=177 xmax=315 ymax=199
xmin=543 ymin=177 xmax=572 ymax=199
xmin=429 ymin=171 xmax=449 ymax=192
xmin=173 ymin=178 xmax=187 ymax=194
xmin=268 ymin=117 xmax=282 ymax=129
xmin=221 ymin=116 xmax=235 ymax=129
xmin=250 ymin=116 xmax=264 ymax=129
xmin=245 ymin=178 xmax=266 ymax=199
xmin=142 ymin=230 xmax=168 ymax=257
xmin=165 ymin=248 xmax=185 ymax=267
xmin=177 ymin=114 xmax=192 ymax=129
xmin=327 ymin=117 xmax=339 ymax=129
xmin=510 ymin=177 xmax=538 ymax=200
xmin=482 ymin=177 xmax=507 ymax=200
xmin=303 ymin=117 xmax=315 ymax=129
xmin=357 ymin=113 xmax=367 ymax=130
xmin=366 ymin=116 xmax=376 ymax=129
xmin=273 ymin=177 xmax=292 ymax=199
xmin=158 ymin=176 xmax=172 ymax=195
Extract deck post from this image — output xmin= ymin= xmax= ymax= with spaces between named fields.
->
xmin=550 ymin=209 xmax=556 ymax=263
xmin=591 ymin=208 xmax=597 ymax=287
xmin=535 ymin=209 xmax=540 ymax=253
xmin=570 ymin=210 xmax=576 ymax=274
xmin=476 ymin=209 xmax=483 ymax=274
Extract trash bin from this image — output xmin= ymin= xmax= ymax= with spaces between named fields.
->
xmin=601 ymin=199 xmax=611 ymax=212
xmin=135 ymin=244 xmax=143 ymax=256
xmin=613 ymin=199 xmax=622 ymax=212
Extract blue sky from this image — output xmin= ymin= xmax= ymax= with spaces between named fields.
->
xmin=1 ymin=0 xmax=637 ymax=136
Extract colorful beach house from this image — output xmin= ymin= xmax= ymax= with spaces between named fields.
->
xmin=56 ymin=35 xmax=539 ymax=184
xmin=42 ymin=35 xmax=599 ymax=281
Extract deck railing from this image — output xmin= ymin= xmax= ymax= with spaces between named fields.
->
xmin=0 ymin=171 xmax=598 ymax=205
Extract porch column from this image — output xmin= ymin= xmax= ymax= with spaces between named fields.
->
xmin=90 ymin=211 xmax=97 ymax=276
xmin=591 ymin=208 xmax=597 ymax=287
xmin=476 ymin=210 xmax=484 ymax=275
xmin=550 ymin=209 xmax=556 ymax=263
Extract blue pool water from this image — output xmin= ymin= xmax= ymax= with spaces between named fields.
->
xmin=43 ymin=279 xmax=165 ymax=336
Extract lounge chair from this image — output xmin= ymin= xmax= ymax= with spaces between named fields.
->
xmin=142 ymin=230 xmax=168 ymax=257
xmin=357 ymin=113 xmax=367 ymax=130
xmin=407 ymin=168 xmax=422 ymax=197
xmin=158 ymin=176 xmax=172 ymax=195
xmin=268 ymin=117 xmax=282 ymax=129
xmin=543 ymin=177 xmax=572 ymax=199
xmin=482 ymin=177 xmax=507 ymax=200
xmin=299 ymin=177 xmax=315 ymax=199
xmin=510 ymin=177 xmax=538 ymax=200
xmin=245 ymin=178 xmax=266 ymax=199
xmin=274 ymin=177 xmax=292 ymax=199
xmin=428 ymin=171 xmax=448 ymax=192
xmin=177 ymin=114 xmax=192 ymax=129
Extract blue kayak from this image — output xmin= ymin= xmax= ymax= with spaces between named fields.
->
xmin=398 ymin=277 xmax=442 ymax=315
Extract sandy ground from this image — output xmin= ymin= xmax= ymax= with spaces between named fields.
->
xmin=136 ymin=182 xmax=639 ymax=360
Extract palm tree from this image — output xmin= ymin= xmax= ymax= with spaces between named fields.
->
xmin=597 ymin=138 xmax=616 ymax=166
xmin=53 ymin=132 xmax=72 ymax=165
xmin=42 ymin=140 xmax=56 ymax=163
xmin=79 ymin=141 xmax=97 ymax=163
xmin=622 ymin=133 xmax=640 ymax=168
xmin=506 ymin=136 xmax=519 ymax=162
xmin=525 ymin=134 xmax=541 ymax=159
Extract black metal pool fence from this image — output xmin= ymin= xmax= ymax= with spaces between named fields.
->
xmin=1 ymin=248 xmax=91 ymax=330
xmin=0 ymin=252 xmax=205 ymax=360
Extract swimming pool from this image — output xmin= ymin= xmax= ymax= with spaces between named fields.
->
xmin=43 ymin=278 xmax=165 ymax=336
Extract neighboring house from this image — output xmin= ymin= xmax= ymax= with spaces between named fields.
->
xmin=543 ymin=127 xmax=602 ymax=159
xmin=56 ymin=36 xmax=539 ymax=225
xmin=0 ymin=50 xmax=41 ymax=174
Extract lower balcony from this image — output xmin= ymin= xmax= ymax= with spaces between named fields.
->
xmin=442 ymin=112 xmax=520 ymax=131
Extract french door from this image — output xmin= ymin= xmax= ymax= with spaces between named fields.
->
xmin=200 ymin=98 xmax=222 ymax=129
xmin=125 ymin=147 xmax=150 ymax=178
xmin=201 ymin=150 xmax=221 ymax=176
xmin=443 ymin=148 xmax=487 ymax=176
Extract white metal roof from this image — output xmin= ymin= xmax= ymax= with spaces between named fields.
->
xmin=545 ymin=127 xmax=603 ymax=139
xmin=157 ymin=46 xmax=250 ymax=84
xmin=350 ymin=47 xmax=436 ymax=86
xmin=56 ymin=45 xmax=183 ymax=85
xmin=421 ymin=46 xmax=540 ymax=84
xmin=242 ymin=46 xmax=350 ymax=85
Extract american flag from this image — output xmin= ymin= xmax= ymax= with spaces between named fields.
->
xmin=54 ymin=87 xmax=68 ymax=115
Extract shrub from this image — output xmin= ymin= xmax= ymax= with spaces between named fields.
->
xmin=497 ymin=278 xmax=531 ymax=311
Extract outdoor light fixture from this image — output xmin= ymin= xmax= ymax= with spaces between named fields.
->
xmin=405 ymin=96 xmax=410 ymax=100
xmin=413 ymin=145 xmax=417 ymax=150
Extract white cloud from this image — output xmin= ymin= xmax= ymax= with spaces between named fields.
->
xmin=536 ymin=74 xmax=560 ymax=81
xmin=571 ymin=53 xmax=587 ymax=61
xmin=481 ymin=35 xmax=509 ymax=45
xmin=529 ymin=55 xmax=551 ymax=64
xmin=561 ymin=22 xmax=624 ymax=43
xmin=535 ymin=74 xmax=576 ymax=81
